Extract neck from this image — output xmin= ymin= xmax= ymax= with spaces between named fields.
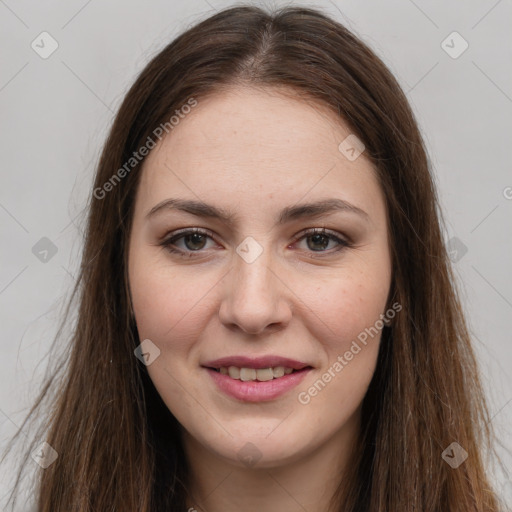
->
xmin=182 ymin=409 xmax=361 ymax=512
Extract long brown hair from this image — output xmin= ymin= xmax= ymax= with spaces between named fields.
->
xmin=2 ymin=5 xmax=505 ymax=511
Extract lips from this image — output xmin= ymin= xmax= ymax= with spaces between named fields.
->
xmin=201 ymin=355 xmax=313 ymax=402
xmin=204 ymin=366 xmax=312 ymax=402
xmin=201 ymin=355 xmax=311 ymax=370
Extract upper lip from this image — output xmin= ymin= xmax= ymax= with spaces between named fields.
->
xmin=202 ymin=356 xmax=312 ymax=370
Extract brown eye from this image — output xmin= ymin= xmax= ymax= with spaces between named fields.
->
xmin=295 ymin=228 xmax=350 ymax=255
xmin=160 ymin=227 xmax=350 ymax=258
xmin=181 ymin=232 xmax=208 ymax=251
xmin=306 ymin=233 xmax=331 ymax=251
xmin=161 ymin=228 xmax=216 ymax=255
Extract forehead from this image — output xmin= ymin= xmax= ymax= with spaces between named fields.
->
xmin=149 ymin=86 xmax=356 ymax=168
xmin=135 ymin=86 xmax=384 ymax=224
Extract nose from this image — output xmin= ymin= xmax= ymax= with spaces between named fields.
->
xmin=218 ymin=242 xmax=292 ymax=336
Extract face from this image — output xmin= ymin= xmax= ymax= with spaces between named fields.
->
xmin=128 ymin=86 xmax=392 ymax=469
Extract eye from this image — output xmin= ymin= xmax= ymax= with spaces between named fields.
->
xmin=293 ymin=228 xmax=350 ymax=255
xmin=159 ymin=227 xmax=350 ymax=257
xmin=160 ymin=228 xmax=217 ymax=255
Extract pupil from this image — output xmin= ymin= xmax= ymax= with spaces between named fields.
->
xmin=185 ymin=233 xmax=206 ymax=250
xmin=308 ymin=234 xmax=328 ymax=251
xmin=183 ymin=233 xmax=329 ymax=251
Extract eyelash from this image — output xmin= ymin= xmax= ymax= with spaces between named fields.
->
xmin=159 ymin=227 xmax=351 ymax=258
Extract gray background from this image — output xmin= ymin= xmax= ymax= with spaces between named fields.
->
xmin=1 ymin=0 xmax=511 ymax=508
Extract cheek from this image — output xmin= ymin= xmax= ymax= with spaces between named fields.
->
xmin=294 ymin=277 xmax=387 ymax=414
xmin=295 ymin=268 xmax=390 ymax=355
xmin=129 ymin=252 xmax=217 ymax=351
xmin=129 ymin=258 xmax=211 ymax=411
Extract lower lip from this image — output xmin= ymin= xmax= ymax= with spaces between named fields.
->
xmin=204 ymin=367 xmax=312 ymax=402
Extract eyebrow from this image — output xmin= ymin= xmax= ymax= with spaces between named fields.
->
xmin=145 ymin=197 xmax=370 ymax=224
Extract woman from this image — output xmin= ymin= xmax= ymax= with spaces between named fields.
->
xmin=3 ymin=5 xmax=506 ymax=511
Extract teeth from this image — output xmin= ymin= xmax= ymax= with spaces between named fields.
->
xmin=253 ymin=368 xmax=273 ymax=381
xmin=272 ymin=366 xmax=285 ymax=378
xmin=239 ymin=368 xmax=256 ymax=381
xmin=228 ymin=366 xmax=240 ymax=379
xmin=219 ymin=365 xmax=299 ymax=381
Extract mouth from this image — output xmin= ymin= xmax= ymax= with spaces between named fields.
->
xmin=201 ymin=355 xmax=314 ymax=401
xmin=201 ymin=357 xmax=314 ymax=402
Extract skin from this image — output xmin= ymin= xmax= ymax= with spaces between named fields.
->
xmin=128 ymin=85 xmax=392 ymax=512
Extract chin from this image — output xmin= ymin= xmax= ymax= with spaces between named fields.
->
xmin=205 ymin=430 xmax=312 ymax=470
